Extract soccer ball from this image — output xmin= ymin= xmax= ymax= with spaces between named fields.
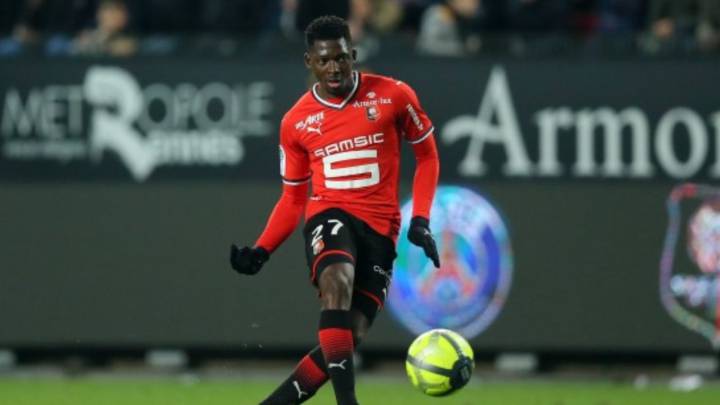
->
xmin=405 ymin=328 xmax=475 ymax=396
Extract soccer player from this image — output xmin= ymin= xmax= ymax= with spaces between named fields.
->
xmin=229 ymin=15 xmax=440 ymax=405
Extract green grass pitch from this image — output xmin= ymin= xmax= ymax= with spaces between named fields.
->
xmin=1 ymin=377 xmax=719 ymax=405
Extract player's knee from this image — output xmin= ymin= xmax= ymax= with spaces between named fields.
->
xmin=318 ymin=263 xmax=354 ymax=310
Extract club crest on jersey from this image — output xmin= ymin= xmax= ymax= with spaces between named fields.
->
xmin=312 ymin=239 xmax=325 ymax=255
xmin=366 ymin=106 xmax=380 ymax=121
xmin=295 ymin=112 xmax=325 ymax=135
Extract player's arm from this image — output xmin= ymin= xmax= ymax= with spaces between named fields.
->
xmin=409 ymin=134 xmax=439 ymax=226
xmin=230 ymin=120 xmax=310 ymax=276
xmin=397 ymin=80 xmax=441 ymax=268
xmin=254 ymin=180 xmax=308 ymax=253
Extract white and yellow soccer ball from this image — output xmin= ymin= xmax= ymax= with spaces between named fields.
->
xmin=405 ymin=328 xmax=475 ymax=396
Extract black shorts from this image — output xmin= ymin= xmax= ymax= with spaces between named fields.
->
xmin=303 ymin=208 xmax=397 ymax=322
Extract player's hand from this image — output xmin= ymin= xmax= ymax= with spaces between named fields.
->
xmin=407 ymin=216 xmax=440 ymax=268
xmin=229 ymin=245 xmax=269 ymax=275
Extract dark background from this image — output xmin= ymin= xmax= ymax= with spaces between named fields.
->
xmin=1 ymin=56 xmax=718 ymax=354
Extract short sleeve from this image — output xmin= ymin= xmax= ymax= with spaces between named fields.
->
xmin=395 ymin=81 xmax=434 ymax=145
xmin=279 ymin=118 xmax=311 ymax=185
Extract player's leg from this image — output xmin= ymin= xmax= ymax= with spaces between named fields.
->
xmin=306 ymin=209 xmax=361 ymax=404
xmin=259 ymin=346 xmax=327 ymax=404
xmin=315 ymin=215 xmax=396 ymax=405
xmin=259 ymin=265 xmax=360 ymax=405
xmin=317 ymin=262 xmax=359 ymax=405
xmin=259 ymin=209 xmax=357 ymax=404
xmin=259 ymin=309 xmax=370 ymax=405
xmin=261 ymin=210 xmax=389 ymax=405
xmin=300 ymin=209 xmax=358 ymax=405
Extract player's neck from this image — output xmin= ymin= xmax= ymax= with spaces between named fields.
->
xmin=316 ymin=72 xmax=357 ymax=101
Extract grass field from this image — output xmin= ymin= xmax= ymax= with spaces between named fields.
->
xmin=1 ymin=376 xmax=719 ymax=405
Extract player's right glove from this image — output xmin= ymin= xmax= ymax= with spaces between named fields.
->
xmin=407 ymin=216 xmax=440 ymax=268
xmin=229 ymin=245 xmax=269 ymax=275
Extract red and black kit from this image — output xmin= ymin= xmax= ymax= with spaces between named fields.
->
xmin=303 ymin=208 xmax=396 ymax=322
xmin=253 ymin=71 xmax=439 ymax=304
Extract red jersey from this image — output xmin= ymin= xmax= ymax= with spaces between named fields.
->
xmin=279 ymin=72 xmax=435 ymax=239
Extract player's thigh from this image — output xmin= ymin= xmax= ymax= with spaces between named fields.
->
xmin=304 ymin=209 xmax=359 ymax=285
xmin=352 ymin=224 xmax=397 ymax=324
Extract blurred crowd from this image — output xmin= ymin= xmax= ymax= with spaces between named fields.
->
xmin=1 ymin=0 xmax=719 ymax=57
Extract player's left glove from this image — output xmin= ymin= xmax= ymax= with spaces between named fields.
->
xmin=407 ymin=216 xmax=440 ymax=268
xmin=229 ymin=245 xmax=269 ymax=275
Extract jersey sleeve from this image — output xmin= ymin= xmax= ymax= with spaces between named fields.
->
xmin=394 ymin=80 xmax=439 ymax=220
xmin=254 ymin=182 xmax=308 ymax=252
xmin=410 ymin=135 xmax=439 ymax=220
xmin=254 ymin=118 xmax=310 ymax=253
xmin=395 ymin=81 xmax=435 ymax=145
xmin=279 ymin=118 xmax=311 ymax=185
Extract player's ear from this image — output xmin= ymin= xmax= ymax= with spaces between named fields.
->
xmin=304 ymin=52 xmax=311 ymax=68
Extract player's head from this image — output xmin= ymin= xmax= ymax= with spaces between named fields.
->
xmin=304 ymin=15 xmax=356 ymax=98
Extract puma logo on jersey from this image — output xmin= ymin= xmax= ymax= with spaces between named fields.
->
xmin=292 ymin=380 xmax=308 ymax=399
xmin=328 ymin=359 xmax=348 ymax=370
xmin=306 ymin=126 xmax=322 ymax=135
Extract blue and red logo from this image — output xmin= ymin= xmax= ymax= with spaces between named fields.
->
xmin=387 ymin=186 xmax=513 ymax=338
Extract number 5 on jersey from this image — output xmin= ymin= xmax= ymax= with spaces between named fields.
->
xmin=323 ymin=150 xmax=379 ymax=189
xmin=311 ymin=219 xmax=344 ymax=255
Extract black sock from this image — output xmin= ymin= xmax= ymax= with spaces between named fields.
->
xmin=318 ymin=309 xmax=357 ymax=405
xmin=260 ymin=346 xmax=328 ymax=404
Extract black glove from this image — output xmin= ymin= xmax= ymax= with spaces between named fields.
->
xmin=229 ymin=245 xmax=269 ymax=275
xmin=407 ymin=216 xmax=440 ymax=268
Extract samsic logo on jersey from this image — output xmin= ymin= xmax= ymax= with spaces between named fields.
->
xmin=660 ymin=183 xmax=720 ymax=348
xmin=388 ymin=186 xmax=513 ymax=339
xmin=312 ymin=132 xmax=384 ymax=158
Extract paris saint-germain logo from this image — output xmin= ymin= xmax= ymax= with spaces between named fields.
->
xmin=387 ymin=186 xmax=513 ymax=338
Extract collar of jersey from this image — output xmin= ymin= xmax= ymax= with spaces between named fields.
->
xmin=311 ymin=71 xmax=360 ymax=110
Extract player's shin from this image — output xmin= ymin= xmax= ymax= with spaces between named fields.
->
xmin=318 ymin=309 xmax=358 ymax=405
